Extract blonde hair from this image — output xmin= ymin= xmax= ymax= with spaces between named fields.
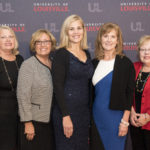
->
xmin=95 ymin=23 xmax=124 ymax=60
xmin=30 ymin=29 xmax=56 ymax=52
xmin=137 ymin=35 xmax=150 ymax=51
xmin=0 ymin=26 xmax=19 ymax=55
xmin=58 ymin=14 xmax=88 ymax=49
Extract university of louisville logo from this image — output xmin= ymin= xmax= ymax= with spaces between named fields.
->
xmin=88 ymin=2 xmax=103 ymax=13
xmin=44 ymin=23 xmax=59 ymax=33
xmin=130 ymin=22 xmax=144 ymax=32
xmin=0 ymin=3 xmax=14 ymax=13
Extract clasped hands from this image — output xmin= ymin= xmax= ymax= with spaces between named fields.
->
xmin=130 ymin=110 xmax=150 ymax=127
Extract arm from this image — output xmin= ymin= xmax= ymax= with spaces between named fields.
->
xmin=118 ymin=110 xmax=130 ymax=136
xmin=125 ymin=62 xmax=136 ymax=110
xmin=119 ymin=62 xmax=135 ymax=136
xmin=17 ymin=60 xmax=35 ymax=140
xmin=52 ymin=50 xmax=73 ymax=138
xmin=52 ymin=50 xmax=69 ymax=116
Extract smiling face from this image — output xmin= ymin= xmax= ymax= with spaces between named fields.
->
xmin=139 ymin=40 xmax=150 ymax=65
xmin=35 ymin=33 xmax=51 ymax=58
xmin=0 ymin=29 xmax=15 ymax=53
xmin=101 ymin=29 xmax=118 ymax=54
xmin=67 ymin=20 xmax=84 ymax=46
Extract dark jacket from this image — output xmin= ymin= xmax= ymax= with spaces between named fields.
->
xmin=92 ymin=55 xmax=135 ymax=111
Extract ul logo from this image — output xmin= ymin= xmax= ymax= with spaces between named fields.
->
xmin=131 ymin=22 xmax=144 ymax=32
xmin=0 ymin=3 xmax=14 ymax=13
xmin=44 ymin=23 xmax=59 ymax=33
xmin=88 ymin=3 xmax=103 ymax=13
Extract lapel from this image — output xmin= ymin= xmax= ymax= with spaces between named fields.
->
xmin=111 ymin=55 xmax=121 ymax=85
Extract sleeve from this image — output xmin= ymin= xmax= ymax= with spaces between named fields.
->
xmin=16 ymin=54 xmax=24 ymax=68
xmin=17 ymin=61 xmax=33 ymax=122
xmin=126 ymin=62 xmax=136 ymax=110
xmin=52 ymin=50 xmax=69 ymax=117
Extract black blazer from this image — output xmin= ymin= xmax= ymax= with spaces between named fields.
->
xmin=92 ymin=55 xmax=135 ymax=111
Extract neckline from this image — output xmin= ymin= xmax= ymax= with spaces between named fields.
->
xmin=101 ymin=58 xmax=115 ymax=62
xmin=141 ymin=71 xmax=150 ymax=74
xmin=66 ymin=49 xmax=88 ymax=64
xmin=0 ymin=56 xmax=17 ymax=62
xmin=34 ymin=55 xmax=51 ymax=71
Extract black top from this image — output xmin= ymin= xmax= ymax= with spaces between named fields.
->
xmin=92 ymin=55 xmax=135 ymax=111
xmin=135 ymin=72 xmax=149 ymax=113
xmin=0 ymin=55 xmax=24 ymax=93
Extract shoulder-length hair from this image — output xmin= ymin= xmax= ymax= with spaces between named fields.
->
xmin=58 ymin=14 xmax=88 ymax=49
xmin=30 ymin=29 xmax=56 ymax=52
xmin=95 ymin=22 xmax=124 ymax=60
xmin=0 ymin=26 xmax=19 ymax=55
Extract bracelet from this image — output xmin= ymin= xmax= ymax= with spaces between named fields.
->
xmin=145 ymin=113 xmax=147 ymax=119
xmin=121 ymin=119 xmax=129 ymax=127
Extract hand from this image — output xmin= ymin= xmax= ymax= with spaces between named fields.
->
xmin=24 ymin=122 xmax=35 ymax=141
xmin=136 ymin=113 xmax=149 ymax=127
xmin=62 ymin=116 xmax=73 ymax=138
xmin=118 ymin=123 xmax=128 ymax=137
xmin=130 ymin=107 xmax=140 ymax=127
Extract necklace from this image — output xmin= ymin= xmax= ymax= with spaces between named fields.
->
xmin=136 ymin=69 xmax=150 ymax=93
xmin=1 ymin=58 xmax=19 ymax=91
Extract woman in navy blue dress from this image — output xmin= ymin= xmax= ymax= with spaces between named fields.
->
xmin=90 ymin=23 xmax=135 ymax=150
xmin=52 ymin=14 xmax=93 ymax=150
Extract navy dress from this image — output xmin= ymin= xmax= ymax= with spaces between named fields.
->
xmin=52 ymin=49 xmax=93 ymax=150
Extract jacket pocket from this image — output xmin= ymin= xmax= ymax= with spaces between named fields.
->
xmin=31 ymin=102 xmax=41 ymax=109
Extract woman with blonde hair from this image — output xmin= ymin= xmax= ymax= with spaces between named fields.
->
xmin=0 ymin=26 xmax=24 ymax=150
xmin=90 ymin=23 xmax=135 ymax=150
xmin=52 ymin=14 xmax=93 ymax=150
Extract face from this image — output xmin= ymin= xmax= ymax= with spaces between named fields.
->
xmin=0 ymin=29 xmax=15 ymax=52
xmin=35 ymin=33 xmax=51 ymax=57
xmin=139 ymin=40 xmax=150 ymax=65
xmin=68 ymin=20 xmax=84 ymax=45
xmin=101 ymin=29 xmax=118 ymax=53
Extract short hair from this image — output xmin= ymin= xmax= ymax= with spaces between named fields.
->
xmin=95 ymin=23 xmax=124 ymax=60
xmin=0 ymin=25 xmax=19 ymax=55
xmin=58 ymin=14 xmax=88 ymax=49
xmin=30 ymin=29 xmax=56 ymax=52
xmin=137 ymin=35 xmax=150 ymax=51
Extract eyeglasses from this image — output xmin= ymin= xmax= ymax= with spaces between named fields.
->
xmin=140 ymin=48 xmax=150 ymax=53
xmin=35 ymin=40 xmax=51 ymax=45
xmin=0 ymin=35 xmax=14 ymax=40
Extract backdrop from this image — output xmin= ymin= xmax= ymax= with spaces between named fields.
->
xmin=0 ymin=0 xmax=150 ymax=61
xmin=0 ymin=0 xmax=150 ymax=149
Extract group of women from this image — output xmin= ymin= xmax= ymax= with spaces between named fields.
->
xmin=0 ymin=14 xmax=150 ymax=150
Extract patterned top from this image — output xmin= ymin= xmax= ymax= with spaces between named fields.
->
xmin=17 ymin=56 xmax=53 ymax=123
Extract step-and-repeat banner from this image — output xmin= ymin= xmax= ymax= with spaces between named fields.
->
xmin=1 ymin=0 xmax=150 ymax=149
xmin=0 ymin=0 xmax=150 ymax=61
